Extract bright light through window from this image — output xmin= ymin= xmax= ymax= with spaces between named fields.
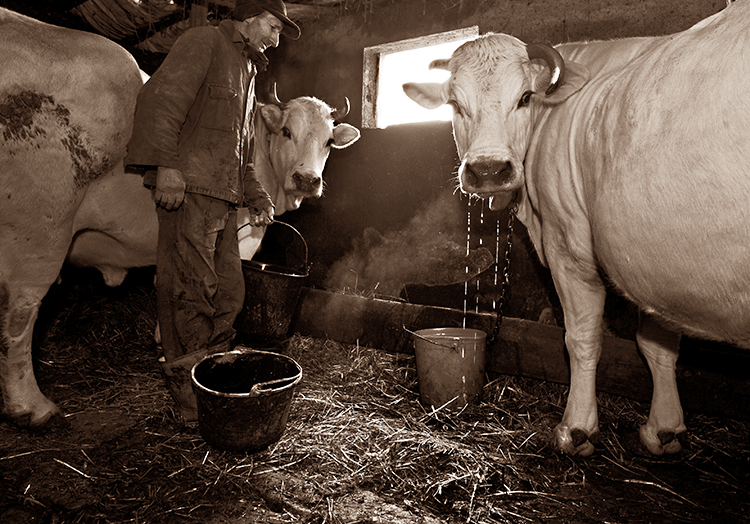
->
xmin=362 ymin=27 xmax=478 ymax=129
xmin=377 ymin=40 xmax=472 ymax=128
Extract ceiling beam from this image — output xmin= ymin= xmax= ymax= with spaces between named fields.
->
xmin=117 ymin=8 xmax=188 ymax=48
xmin=301 ymin=0 xmax=346 ymax=4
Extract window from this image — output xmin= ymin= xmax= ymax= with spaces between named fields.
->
xmin=362 ymin=27 xmax=479 ymax=129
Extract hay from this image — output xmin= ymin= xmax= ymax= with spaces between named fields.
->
xmin=236 ymin=335 xmax=750 ymax=523
xmin=2 ymin=270 xmax=750 ymax=523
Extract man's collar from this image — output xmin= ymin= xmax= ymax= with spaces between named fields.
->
xmin=218 ymin=18 xmax=266 ymax=71
xmin=218 ymin=19 xmax=244 ymax=47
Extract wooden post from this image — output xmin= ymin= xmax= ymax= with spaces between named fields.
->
xmin=189 ymin=1 xmax=209 ymax=27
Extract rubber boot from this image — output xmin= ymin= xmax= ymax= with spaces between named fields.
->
xmin=158 ymin=340 xmax=233 ymax=424
xmin=159 ymin=350 xmax=208 ymax=424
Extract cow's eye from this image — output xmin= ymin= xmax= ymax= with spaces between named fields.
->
xmin=282 ymin=127 xmax=291 ymax=138
xmin=518 ymin=91 xmax=532 ymax=109
xmin=326 ymin=138 xmax=334 ymax=148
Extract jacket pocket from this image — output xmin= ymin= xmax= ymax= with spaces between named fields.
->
xmin=201 ymin=85 xmax=237 ymax=132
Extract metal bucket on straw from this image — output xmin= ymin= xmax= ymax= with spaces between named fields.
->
xmin=411 ymin=327 xmax=487 ymax=409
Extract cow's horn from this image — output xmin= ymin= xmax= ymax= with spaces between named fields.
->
xmin=429 ymin=58 xmax=451 ymax=71
xmin=526 ymin=43 xmax=565 ymax=96
xmin=258 ymin=82 xmax=285 ymax=107
xmin=332 ymin=97 xmax=350 ymax=121
xmin=269 ymin=83 xmax=283 ymax=106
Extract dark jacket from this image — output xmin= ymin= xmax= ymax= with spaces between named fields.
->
xmin=125 ymin=20 xmax=259 ymax=206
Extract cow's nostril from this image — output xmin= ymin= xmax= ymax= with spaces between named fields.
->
xmin=465 ymin=160 xmax=512 ymax=188
xmin=464 ymin=164 xmax=479 ymax=186
xmin=293 ymin=173 xmax=321 ymax=192
xmin=497 ymin=161 xmax=512 ymax=178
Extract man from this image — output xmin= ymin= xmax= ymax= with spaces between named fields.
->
xmin=124 ymin=0 xmax=301 ymax=423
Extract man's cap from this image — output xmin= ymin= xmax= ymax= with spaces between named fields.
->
xmin=232 ymin=0 xmax=301 ymax=40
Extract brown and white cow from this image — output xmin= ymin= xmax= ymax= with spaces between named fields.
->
xmin=0 ymin=8 xmax=359 ymax=428
xmin=404 ymin=0 xmax=750 ymax=456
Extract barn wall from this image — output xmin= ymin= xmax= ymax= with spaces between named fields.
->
xmin=260 ymin=0 xmax=726 ymax=338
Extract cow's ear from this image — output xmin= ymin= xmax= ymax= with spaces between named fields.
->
xmin=530 ymin=60 xmax=590 ymax=105
xmin=260 ymin=104 xmax=285 ymax=133
xmin=429 ymin=58 xmax=451 ymax=71
xmin=332 ymin=123 xmax=360 ymax=149
xmin=402 ymin=81 xmax=450 ymax=110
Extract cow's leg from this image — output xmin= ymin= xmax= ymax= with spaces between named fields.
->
xmin=636 ymin=312 xmax=685 ymax=455
xmin=0 ymin=280 xmax=62 ymax=427
xmin=547 ymin=248 xmax=607 ymax=456
xmin=1 ymin=200 xmax=75 ymax=427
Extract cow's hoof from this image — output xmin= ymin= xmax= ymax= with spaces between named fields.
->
xmin=639 ymin=425 xmax=685 ymax=455
xmin=3 ymin=403 xmax=64 ymax=431
xmin=553 ymin=424 xmax=596 ymax=456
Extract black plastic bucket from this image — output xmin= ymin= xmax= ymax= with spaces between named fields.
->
xmin=235 ymin=221 xmax=308 ymax=338
xmin=191 ymin=348 xmax=302 ymax=452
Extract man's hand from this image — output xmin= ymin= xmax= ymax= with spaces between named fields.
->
xmin=154 ymin=166 xmax=186 ymax=210
xmin=246 ymin=202 xmax=275 ymax=227
xmin=243 ymin=183 xmax=275 ymax=227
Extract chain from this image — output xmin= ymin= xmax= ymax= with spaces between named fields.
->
xmin=489 ymin=202 xmax=516 ymax=344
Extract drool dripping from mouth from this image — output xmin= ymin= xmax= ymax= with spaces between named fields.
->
xmin=487 ymin=192 xmax=515 ymax=211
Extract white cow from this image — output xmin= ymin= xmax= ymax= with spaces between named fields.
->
xmin=404 ymin=0 xmax=750 ymax=456
xmin=236 ymin=91 xmax=360 ymax=259
xmin=0 ymin=8 xmax=360 ymax=429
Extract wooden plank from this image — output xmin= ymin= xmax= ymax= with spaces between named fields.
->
xmin=293 ymin=288 xmax=750 ymax=419
xmin=490 ymin=316 xmax=655 ymax=403
xmin=295 ymin=287 xmax=496 ymax=354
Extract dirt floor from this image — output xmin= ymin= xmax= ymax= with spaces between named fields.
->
xmin=1 ymin=266 xmax=750 ymax=523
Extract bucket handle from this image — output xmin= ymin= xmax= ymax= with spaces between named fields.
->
xmin=249 ymin=374 xmax=302 ymax=396
xmin=403 ymin=325 xmax=461 ymax=351
xmin=238 ymin=219 xmax=309 ymax=272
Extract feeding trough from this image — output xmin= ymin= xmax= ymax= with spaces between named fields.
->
xmin=411 ymin=327 xmax=487 ymax=409
xmin=235 ymin=221 xmax=308 ymax=339
xmin=191 ymin=348 xmax=303 ymax=452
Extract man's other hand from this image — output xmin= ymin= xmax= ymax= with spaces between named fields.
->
xmin=154 ymin=166 xmax=186 ymax=210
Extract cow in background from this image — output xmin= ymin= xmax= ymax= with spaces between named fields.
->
xmin=0 ymin=7 xmax=360 ymax=429
xmin=404 ymin=0 xmax=750 ymax=456
xmin=236 ymin=89 xmax=360 ymax=259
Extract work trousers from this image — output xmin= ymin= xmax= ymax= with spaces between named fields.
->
xmin=155 ymin=193 xmax=245 ymax=362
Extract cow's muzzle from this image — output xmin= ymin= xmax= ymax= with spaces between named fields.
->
xmin=292 ymin=172 xmax=322 ymax=195
xmin=462 ymin=159 xmax=513 ymax=191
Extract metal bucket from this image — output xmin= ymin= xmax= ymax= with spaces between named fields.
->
xmin=412 ymin=327 xmax=487 ymax=409
xmin=235 ymin=221 xmax=308 ymax=339
xmin=191 ymin=348 xmax=302 ymax=452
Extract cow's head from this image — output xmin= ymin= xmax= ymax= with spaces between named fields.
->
xmin=403 ymin=34 xmax=589 ymax=211
xmin=256 ymin=91 xmax=360 ymax=215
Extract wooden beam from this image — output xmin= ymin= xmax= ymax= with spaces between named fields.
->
xmin=190 ymin=3 xmax=209 ymax=26
xmin=292 ymin=288 xmax=750 ymax=420
xmin=117 ymin=10 xmax=187 ymax=48
xmin=287 ymin=5 xmax=329 ymax=19
xmin=297 ymin=0 xmax=346 ymax=5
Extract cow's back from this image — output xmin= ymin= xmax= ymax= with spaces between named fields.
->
xmin=0 ymin=8 xmax=141 ymax=185
xmin=0 ymin=8 xmax=143 ymax=265
xmin=556 ymin=1 xmax=750 ymax=346
xmin=0 ymin=7 xmax=144 ymax=323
